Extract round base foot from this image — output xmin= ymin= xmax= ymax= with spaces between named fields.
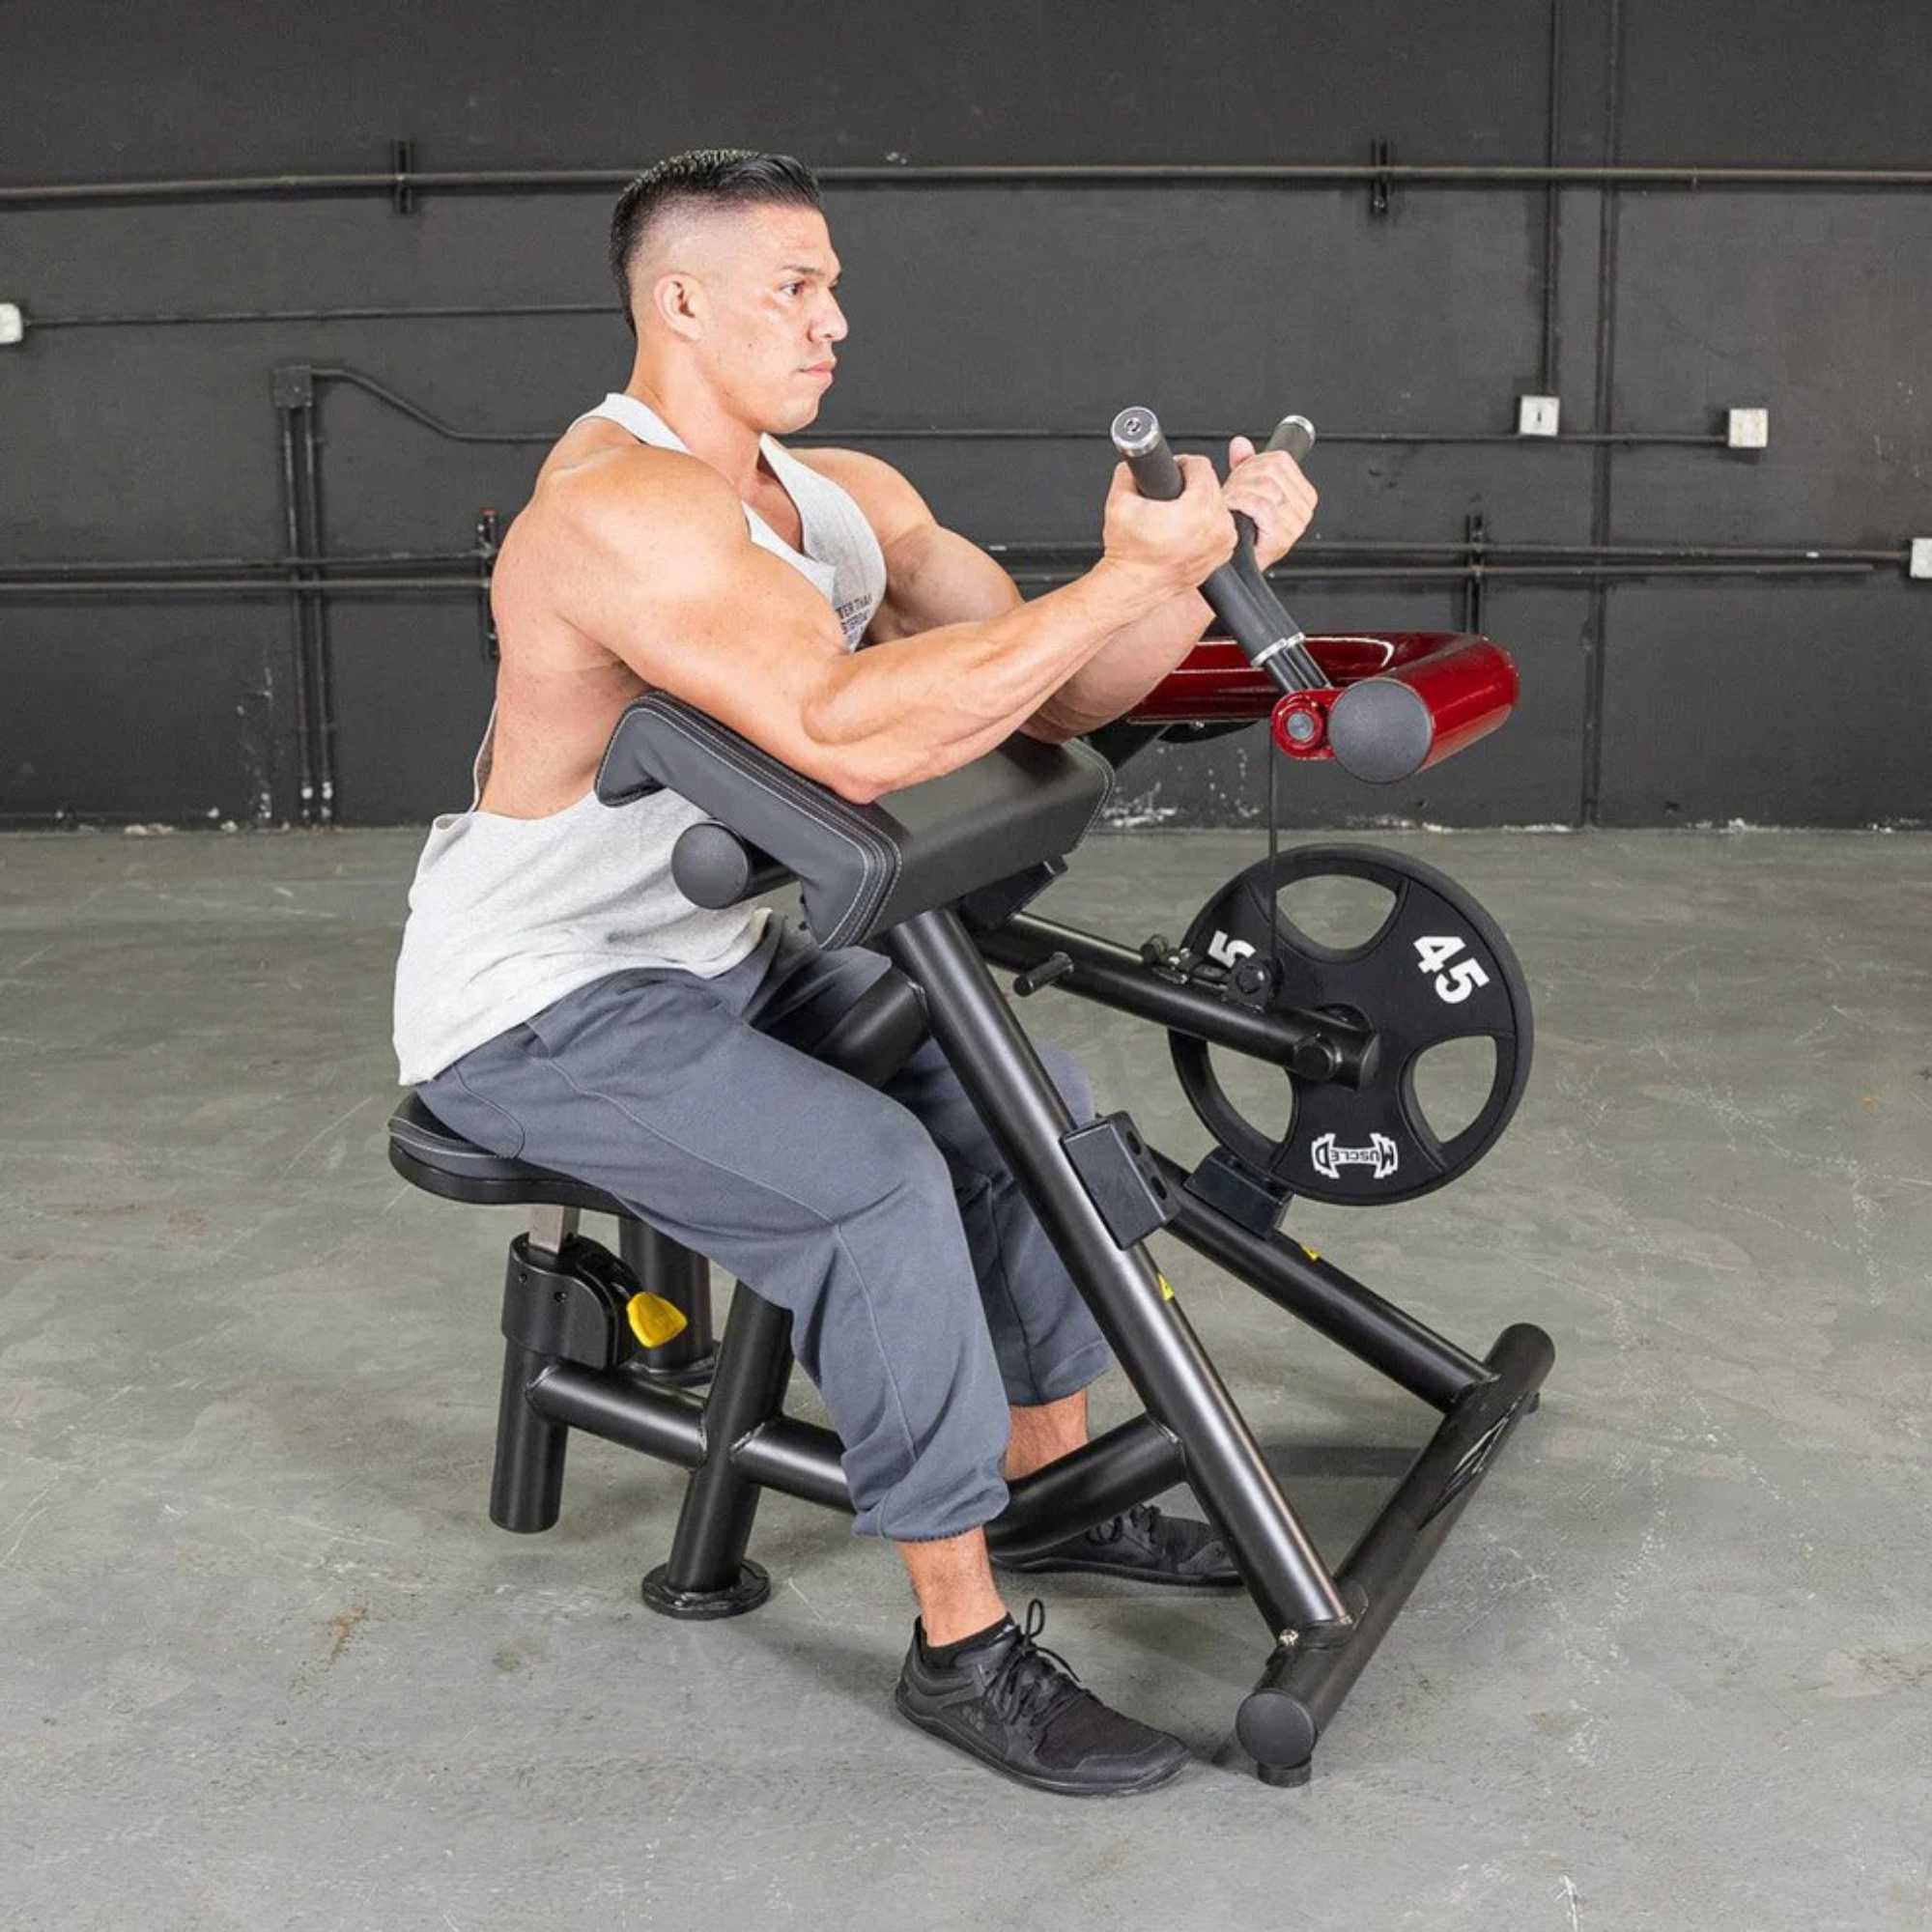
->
xmin=639 ymin=1559 xmax=770 ymax=1620
xmin=1255 ymin=1757 xmax=1312 ymax=1788
xmin=630 ymin=1345 xmax=719 ymax=1389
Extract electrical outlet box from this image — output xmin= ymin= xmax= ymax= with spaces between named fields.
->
xmin=1727 ymin=408 xmax=1769 ymax=449
xmin=0 ymin=303 xmax=22 ymax=347
xmin=1517 ymin=395 xmax=1560 ymax=438
xmin=1910 ymin=539 xmax=1932 ymax=581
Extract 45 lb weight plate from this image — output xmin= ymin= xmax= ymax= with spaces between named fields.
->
xmin=1171 ymin=845 xmax=1533 ymax=1206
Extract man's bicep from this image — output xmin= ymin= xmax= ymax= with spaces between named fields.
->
xmin=869 ymin=521 xmax=1023 ymax=643
xmin=549 ymin=469 xmax=850 ymax=758
xmin=801 ymin=446 xmax=1021 ymax=642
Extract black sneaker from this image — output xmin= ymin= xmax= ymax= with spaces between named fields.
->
xmin=894 ymin=1600 xmax=1188 ymax=1798
xmin=993 ymin=1502 xmax=1240 ymax=1588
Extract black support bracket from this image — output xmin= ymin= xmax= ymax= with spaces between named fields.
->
xmin=500 ymin=1232 xmax=641 ymax=1372
xmin=1062 ymin=1112 xmax=1178 ymax=1249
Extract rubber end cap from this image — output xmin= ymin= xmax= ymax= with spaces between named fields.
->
xmin=1326 ymin=679 xmax=1434 ymax=783
xmin=1236 ymin=1685 xmax=1320 ymax=1769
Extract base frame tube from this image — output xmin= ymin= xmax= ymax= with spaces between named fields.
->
xmin=1236 ymin=1321 xmax=1554 ymax=1778
xmin=1152 ymin=1147 xmax=1490 ymax=1410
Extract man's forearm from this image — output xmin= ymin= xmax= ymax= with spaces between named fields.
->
xmin=1021 ymin=586 xmax=1214 ymax=742
xmin=801 ymin=558 xmax=1182 ymax=797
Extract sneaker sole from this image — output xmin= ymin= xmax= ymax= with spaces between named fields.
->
xmin=893 ymin=1689 xmax=1187 ymax=1798
xmin=991 ymin=1553 xmax=1243 ymax=1589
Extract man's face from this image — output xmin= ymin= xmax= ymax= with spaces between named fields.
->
xmin=670 ymin=205 xmax=847 ymax=435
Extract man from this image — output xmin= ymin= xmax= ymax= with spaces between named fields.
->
xmin=393 ymin=149 xmax=1316 ymax=1797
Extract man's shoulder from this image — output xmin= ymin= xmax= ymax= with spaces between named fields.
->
xmin=527 ymin=435 xmax=743 ymax=555
xmin=789 ymin=445 xmax=932 ymax=549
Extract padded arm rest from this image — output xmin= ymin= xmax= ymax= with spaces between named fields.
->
xmin=597 ymin=695 xmax=1113 ymax=950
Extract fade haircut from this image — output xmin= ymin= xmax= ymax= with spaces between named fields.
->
xmin=608 ymin=149 xmax=824 ymax=336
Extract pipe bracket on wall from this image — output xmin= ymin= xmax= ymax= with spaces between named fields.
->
xmin=1370 ymin=139 xmax=1396 ymax=219
xmin=270 ymin=363 xmax=313 ymax=411
xmin=392 ymin=139 xmax=416 ymax=215
xmin=1463 ymin=512 xmax=1488 ymax=636
xmin=476 ymin=508 xmax=500 ymax=661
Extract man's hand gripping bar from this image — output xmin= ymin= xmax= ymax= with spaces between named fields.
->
xmin=1109 ymin=408 xmax=1325 ymax=694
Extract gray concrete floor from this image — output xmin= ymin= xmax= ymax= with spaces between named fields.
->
xmin=2 ymin=826 xmax=1929 ymax=1931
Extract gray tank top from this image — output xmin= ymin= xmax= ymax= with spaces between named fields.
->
xmin=392 ymin=394 xmax=888 ymax=1084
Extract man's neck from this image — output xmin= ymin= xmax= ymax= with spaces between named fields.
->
xmin=622 ymin=367 xmax=767 ymax=500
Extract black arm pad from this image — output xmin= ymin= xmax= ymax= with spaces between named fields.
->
xmin=598 ymin=695 xmax=1112 ymax=950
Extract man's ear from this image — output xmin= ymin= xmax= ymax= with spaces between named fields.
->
xmin=652 ymin=270 xmax=708 ymax=342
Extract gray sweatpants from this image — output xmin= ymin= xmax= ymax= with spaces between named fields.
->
xmin=416 ymin=917 xmax=1112 ymax=1542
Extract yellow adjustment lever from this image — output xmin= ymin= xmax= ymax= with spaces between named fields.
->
xmin=626 ymin=1291 xmax=689 ymax=1350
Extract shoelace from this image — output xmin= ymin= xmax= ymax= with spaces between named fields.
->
xmin=1090 ymin=1501 xmax=1158 ymax=1548
xmin=982 ymin=1600 xmax=1091 ymax=1733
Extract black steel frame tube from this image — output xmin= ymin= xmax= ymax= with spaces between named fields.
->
xmin=1150 ymin=1149 xmax=1490 ymax=1410
xmin=984 ymin=1414 xmax=1186 ymax=1564
xmin=975 ymin=914 xmax=1368 ymax=1075
xmin=657 ymin=1287 xmax=798 ymax=1594
xmin=500 ymin=1354 xmax=1186 ymax=1538
xmin=1236 ymin=1321 xmax=1554 ymax=1776
xmin=526 ymin=1361 xmax=706 ymax=1465
xmin=489 ymin=1341 xmax=572 ymax=1533
xmin=617 ymin=1219 xmax=716 ymax=1380
xmin=885 ymin=906 xmax=1349 ymax=1638
xmin=729 ymin=1416 xmax=851 ymax=1513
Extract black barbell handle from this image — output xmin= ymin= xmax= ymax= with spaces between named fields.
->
xmin=1108 ymin=408 xmax=1324 ymax=694
xmin=1232 ymin=414 xmax=1316 ymax=554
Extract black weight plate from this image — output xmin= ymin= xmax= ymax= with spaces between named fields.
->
xmin=1171 ymin=844 xmax=1533 ymax=1206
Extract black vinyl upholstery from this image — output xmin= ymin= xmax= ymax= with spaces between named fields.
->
xmin=387 ymin=1092 xmax=638 ymax=1213
xmin=596 ymin=694 xmax=1112 ymax=948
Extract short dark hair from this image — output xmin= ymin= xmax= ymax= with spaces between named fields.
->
xmin=609 ymin=149 xmax=823 ymax=335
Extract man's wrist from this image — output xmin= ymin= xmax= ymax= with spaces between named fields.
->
xmin=1089 ymin=554 xmax=1192 ymax=621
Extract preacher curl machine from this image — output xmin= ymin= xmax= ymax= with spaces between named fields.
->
xmin=388 ymin=409 xmax=1552 ymax=1786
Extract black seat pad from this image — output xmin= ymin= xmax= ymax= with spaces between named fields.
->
xmin=387 ymin=1093 xmax=639 ymax=1213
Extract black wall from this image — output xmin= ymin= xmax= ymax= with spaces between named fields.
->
xmin=2 ymin=0 xmax=1927 ymax=830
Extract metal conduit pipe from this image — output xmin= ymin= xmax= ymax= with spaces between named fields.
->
xmin=1006 ymin=561 xmax=1876 ymax=585
xmin=0 ymin=560 xmax=1883 ymax=600
xmin=4 ymin=160 xmax=1932 ymax=209
xmin=0 ymin=576 xmax=494 ymax=596
xmin=1539 ymin=0 xmax=1563 ymax=394
xmin=989 ymin=541 xmax=1907 ymax=564
xmin=0 ymin=549 xmax=482 ymax=577
xmin=29 ymin=302 xmax=616 ymax=329
xmin=71 ymin=358 xmax=1718 ymax=453
xmin=1580 ymin=0 xmax=1627 ymax=827
xmin=0 ymin=541 xmax=1902 ymax=583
